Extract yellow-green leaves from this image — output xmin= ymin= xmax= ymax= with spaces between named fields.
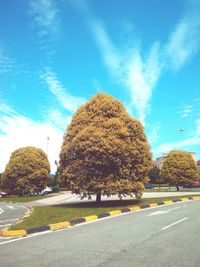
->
xmin=1 ymin=146 xmax=50 ymax=195
xmin=59 ymin=93 xmax=152 ymax=199
xmin=160 ymin=150 xmax=198 ymax=188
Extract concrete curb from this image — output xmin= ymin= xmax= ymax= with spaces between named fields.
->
xmin=1 ymin=196 xmax=200 ymax=238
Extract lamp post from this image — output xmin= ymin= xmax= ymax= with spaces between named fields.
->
xmin=54 ymin=160 xmax=59 ymax=189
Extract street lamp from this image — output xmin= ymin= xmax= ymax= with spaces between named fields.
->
xmin=54 ymin=160 xmax=59 ymax=189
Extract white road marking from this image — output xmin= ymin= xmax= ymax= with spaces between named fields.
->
xmin=0 ymin=219 xmax=17 ymax=223
xmin=161 ymin=217 xmax=188 ymax=231
xmin=0 ymin=208 xmax=4 ymax=215
xmin=6 ymin=205 xmax=15 ymax=210
xmin=148 ymin=207 xmax=180 ymax=216
xmin=0 ymin=223 xmax=12 ymax=227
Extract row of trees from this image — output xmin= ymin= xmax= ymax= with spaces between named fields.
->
xmin=0 ymin=93 xmax=199 ymax=199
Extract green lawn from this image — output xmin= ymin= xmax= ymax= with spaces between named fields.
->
xmin=11 ymin=195 xmax=200 ymax=230
xmin=0 ymin=195 xmax=51 ymax=203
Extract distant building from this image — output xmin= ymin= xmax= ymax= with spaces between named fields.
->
xmin=155 ymin=151 xmax=197 ymax=170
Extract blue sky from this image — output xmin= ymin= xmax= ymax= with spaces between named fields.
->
xmin=0 ymin=0 xmax=200 ymax=173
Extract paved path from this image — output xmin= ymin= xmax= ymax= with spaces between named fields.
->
xmin=23 ymin=190 xmax=200 ymax=207
xmin=0 ymin=199 xmax=200 ymax=266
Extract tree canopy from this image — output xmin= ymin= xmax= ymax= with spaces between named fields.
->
xmin=1 ymin=146 xmax=50 ymax=195
xmin=59 ymin=93 xmax=152 ymax=200
xmin=160 ymin=150 xmax=198 ymax=190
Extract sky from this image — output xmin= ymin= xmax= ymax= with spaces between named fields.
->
xmin=0 ymin=0 xmax=200 ymax=173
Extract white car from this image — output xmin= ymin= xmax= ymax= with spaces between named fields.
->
xmin=40 ymin=186 xmax=53 ymax=195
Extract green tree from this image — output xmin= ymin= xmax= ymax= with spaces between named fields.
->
xmin=59 ymin=93 xmax=152 ymax=201
xmin=160 ymin=150 xmax=198 ymax=191
xmin=148 ymin=165 xmax=161 ymax=184
xmin=1 ymin=146 xmax=50 ymax=195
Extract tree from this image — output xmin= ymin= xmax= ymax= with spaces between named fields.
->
xmin=160 ymin=150 xmax=198 ymax=191
xmin=59 ymin=93 xmax=152 ymax=201
xmin=148 ymin=165 xmax=161 ymax=184
xmin=1 ymin=146 xmax=50 ymax=195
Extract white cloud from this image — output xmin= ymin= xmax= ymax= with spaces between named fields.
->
xmin=90 ymin=19 xmax=161 ymax=123
xmin=29 ymin=0 xmax=59 ymax=36
xmin=42 ymin=70 xmax=86 ymax=112
xmin=165 ymin=1 xmax=200 ymax=70
xmin=28 ymin=0 xmax=60 ymax=56
xmin=0 ymin=104 xmax=66 ymax=173
xmin=70 ymin=0 xmax=200 ymax=123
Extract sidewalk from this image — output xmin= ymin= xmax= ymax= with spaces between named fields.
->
xmin=23 ymin=190 xmax=200 ymax=207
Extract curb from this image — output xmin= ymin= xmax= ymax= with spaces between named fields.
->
xmin=1 ymin=196 xmax=200 ymax=238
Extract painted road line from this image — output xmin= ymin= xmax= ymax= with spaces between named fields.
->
xmin=0 ymin=208 xmax=4 ymax=215
xmin=0 ymin=224 xmax=12 ymax=227
xmin=161 ymin=217 xmax=188 ymax=231
xmin=148 ymin=207 xmax=180 ymax=216
xmin=0 ymin=219 xmax=17 ymax=223
xmin=6 ymin=205 xmax=15 ymax=210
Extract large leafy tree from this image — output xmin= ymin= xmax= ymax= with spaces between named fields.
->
xmin=160 ymin=150 xmax=198 ymax=191
xmin=1 ymin=146 xmax=50 ymax=195
xmin=59 ymin=93 xmax=152 ymax=201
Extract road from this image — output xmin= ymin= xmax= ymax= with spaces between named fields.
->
xmin=0 ymin=202 xmax=29 ymax=231
xmin=0 ymin=199 xmax=200 ymax=266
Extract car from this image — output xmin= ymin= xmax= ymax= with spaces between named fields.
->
xmin=40 ymin=186 xmax=53 ymax=195
xmin=0 ymin=191 xmax=8 ymax=197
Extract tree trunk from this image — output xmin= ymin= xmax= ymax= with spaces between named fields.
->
xmin=176 ymin=186 xmax=179 ymax=191
xmin=96 ymin=192 xmax=101 ymax=202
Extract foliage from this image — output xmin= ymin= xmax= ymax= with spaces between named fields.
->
xmin=1 ymin=146 xmax=50 ymax=195
xmin=148 ymin=165 xmax=162 ymax=184
xmin=59 ymin=93 xmax=152 ymax=200
xmin=160 ymin=150 xmax=198 ymax=190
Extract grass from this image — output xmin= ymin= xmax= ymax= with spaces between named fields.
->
xmin=0 ymin=195 xmax=51 ymax=203
xmin=11 ymin=194 xmax=200 ymax=230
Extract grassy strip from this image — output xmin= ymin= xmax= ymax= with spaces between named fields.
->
xmin=11 ymin=195 xmax=200 ymax=230
xmin=0 ymin=195 xmax=51 ymax=203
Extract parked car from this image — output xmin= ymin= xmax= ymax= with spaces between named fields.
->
xmin=40 ymin=186 xmax=53 ymax=195
xmin=0 ymin=191 xmax=8 ymax=197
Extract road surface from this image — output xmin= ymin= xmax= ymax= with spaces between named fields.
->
xmin=0 ymin=202 xmax=29 ymax=231
xmin=0 ymin=199 xmax=199 ymax=266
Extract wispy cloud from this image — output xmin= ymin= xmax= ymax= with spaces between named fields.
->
xmin=28 ymin=0 xmax=60 ymax=56
xmin=70 ymin=0 xmax=200 ymax=123
xmin=42 ymin=70 xmax=86 ymax=112
xmin=165 ymin=1 xmax=200 ymax=70
xmin=0 ymin=103 xmax=65 ymax=173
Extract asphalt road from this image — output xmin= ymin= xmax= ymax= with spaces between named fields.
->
xmin=0 ymin=202 xmax=29 ymax=231
xmin=0 ymin=199 xmax=200 ymax=267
